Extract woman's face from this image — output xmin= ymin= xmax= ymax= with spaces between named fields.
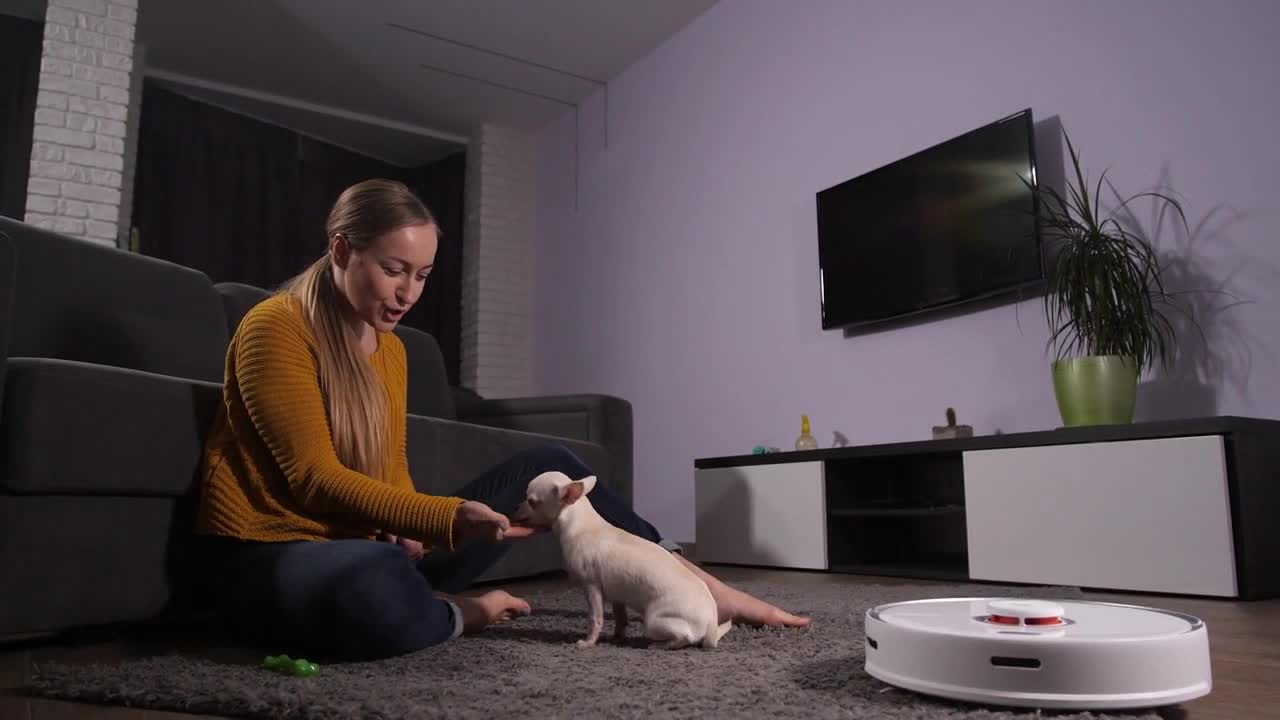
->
xmin=333 ymin=222 xmax=438 ymax=334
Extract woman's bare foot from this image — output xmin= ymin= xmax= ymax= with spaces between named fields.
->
xmin=674 ymin=554 xmax=810 ymax=628
xmin=444 ymin=590 xmax=531 ymax=634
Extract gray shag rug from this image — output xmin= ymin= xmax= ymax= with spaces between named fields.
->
xmin=28 ymin=580 xmax=1169 ymax=719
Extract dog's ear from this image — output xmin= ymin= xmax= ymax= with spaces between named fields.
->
xmin=579 ymin=475 xmax=598 ymax=495
xmin=562 ymin=481 xmax=586 ymax=506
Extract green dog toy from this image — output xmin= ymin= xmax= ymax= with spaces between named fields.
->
xmin=262 ymin=654 xmax=319 ymax=677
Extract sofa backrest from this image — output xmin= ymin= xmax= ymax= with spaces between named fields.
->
xmin=215 ymin=281 xmax=273 ymax=336
xmin=0 ymin=217 xmax=229 ymax=384
xmin=395 ymin=324 xmax=456 ymax=420
xmin=213 ymin=281 xmax=456 ymax=420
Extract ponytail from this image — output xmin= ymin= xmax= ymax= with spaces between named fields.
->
xmin=282 ymin=254 xmax=389 ymax=480
xmin=278 ymin=178 xmax=435 ymax=480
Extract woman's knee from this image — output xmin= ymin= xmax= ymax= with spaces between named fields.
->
xmin=302 ymin=543 xmax=456 ymax=660
xmin=470 ymin=444 xmax=597 ymax=515
xmin=520 ymin=443 xmax=593 ymax=479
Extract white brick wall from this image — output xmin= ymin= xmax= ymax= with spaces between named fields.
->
xmin=115 ymin=41 xmax=144 ymax=249
xmin=461 ymin=124 xmax=536 ymax=399
xmin=24 ymin=0 xmax=139 ymax=246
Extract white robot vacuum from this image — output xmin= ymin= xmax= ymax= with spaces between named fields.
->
xmin=864 ymin=597 xmax=1211 ymax=711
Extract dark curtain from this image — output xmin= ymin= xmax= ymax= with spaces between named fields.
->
xmin=132 ymin=81 xmax=466 ymax=384
xmin=294 ymin=134 xmax=465 ymax=385
xmin=0 ymin=14 xmax=42 ymax=220
xmin=403 ymin=151 xmax=465 ymax=386
xmin=296 ymin=134 xmax=396 ymax=244
xmin=132 ymin=86 xmax=302 ymax=288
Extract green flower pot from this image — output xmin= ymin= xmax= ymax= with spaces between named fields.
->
xmin=1051 ymin=355 xmax=1139 ymax=427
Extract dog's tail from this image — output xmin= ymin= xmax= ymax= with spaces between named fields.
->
xmin=701 ymin=617 xmax=733 ymax=649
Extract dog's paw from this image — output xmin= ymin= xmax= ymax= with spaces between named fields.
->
xmin=576 ymin=639 xmax=597 ymax=648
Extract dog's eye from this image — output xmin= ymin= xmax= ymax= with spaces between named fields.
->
xmin=528 ymin=498 xmax=539 ymax=507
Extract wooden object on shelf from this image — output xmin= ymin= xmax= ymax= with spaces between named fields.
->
xmin=931 ymin=407 xmax=973 ymax=440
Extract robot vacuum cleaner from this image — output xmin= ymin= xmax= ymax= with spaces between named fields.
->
xmin=864 ymin=598 xmax=1211 ymax=710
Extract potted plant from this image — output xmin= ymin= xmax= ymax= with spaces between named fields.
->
xmin=1032 ymin=128 xmax=1187 ymax=426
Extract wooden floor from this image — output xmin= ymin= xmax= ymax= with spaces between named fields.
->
xmin=3 ymin=564 xmax=1278 ymax=719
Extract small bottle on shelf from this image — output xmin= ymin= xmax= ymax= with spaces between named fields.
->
xmin=795 ymin=414 xmax=819 ymax=451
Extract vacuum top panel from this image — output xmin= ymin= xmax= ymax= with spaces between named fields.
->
xmin=872 ymin=598 xmax=1201 ymax=641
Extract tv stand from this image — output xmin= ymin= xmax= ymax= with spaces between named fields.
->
xmin=693 ymin=416 xmax=1280 ymax=599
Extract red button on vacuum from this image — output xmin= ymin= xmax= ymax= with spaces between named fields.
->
xmin=984 ymin=600 xmax=1066 ymax=627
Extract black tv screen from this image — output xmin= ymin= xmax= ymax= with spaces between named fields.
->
xmin=816 ymin=109 xmax=1043 ymax=330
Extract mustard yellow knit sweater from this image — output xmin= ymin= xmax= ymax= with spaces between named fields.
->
xmin=194 ymin=292 xmax=464 ymax=548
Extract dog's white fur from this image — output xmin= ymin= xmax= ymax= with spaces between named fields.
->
xmin=512 ymin=471 xmax=731 ymax=650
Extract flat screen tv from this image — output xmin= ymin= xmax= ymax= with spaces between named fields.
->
xmin=816 ymin=108 xmax=1043 ymax=331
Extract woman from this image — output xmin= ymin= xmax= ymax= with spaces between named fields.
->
xmin=194 ymin=178 xmax=808 ymax=661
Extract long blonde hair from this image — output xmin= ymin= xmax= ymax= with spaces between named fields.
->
xmin=282 ymin=179 xmax=436 ymax=480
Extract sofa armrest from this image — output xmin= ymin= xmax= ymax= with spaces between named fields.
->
xmin=452 ymin=393 xmax=633 ymax=505
xmin=1 ymin=357 xmax=222 ymax=496
xmin=402 ymin=412 xmax=625 ymax=507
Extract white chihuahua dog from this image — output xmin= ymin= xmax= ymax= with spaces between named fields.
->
xmin=512 ymin=471 xmax=731 ymax=650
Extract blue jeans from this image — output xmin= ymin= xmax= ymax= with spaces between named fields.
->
xmin=198 ymin=444 xmax=670 ymax=661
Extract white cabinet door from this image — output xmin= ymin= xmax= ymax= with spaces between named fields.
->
xmin=963 ymin=435 xmax=1237 ymax=596
xmin=694 ymin=461 xmax=827 ymax=570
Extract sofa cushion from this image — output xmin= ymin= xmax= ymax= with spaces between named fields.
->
xmin=395 ymin=325 xmax=456 ymax=420
xmin=0 ymin=357 xmax=222 ymax=496
xmin=402 ymin=414 xmax=612 ymax=499
xmin=0 ymin=216 xmax=229 ymax=384
xmin=454 ymin=394 xmax=634 ymax=505
xmin=215 ymin=281 xmax=272 ymax=336
xmin=0 ymin=494 xmax=184 ymax=638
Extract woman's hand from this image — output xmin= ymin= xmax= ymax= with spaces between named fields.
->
xmin=500 ymin=524 xmax=545 ymax=541
xmin=452 ymin=501 xmax=511 ymax=545
xmin=396 ymin=536 xmax=426 ymax=561
xmin=380 ymin=533 xmax=426 ymax=561
xmin=452 ymin=501 xmax=548 ymax=545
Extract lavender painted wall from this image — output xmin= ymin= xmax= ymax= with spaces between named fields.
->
xmin=534 ymin=0 xmax=1280 ymax=542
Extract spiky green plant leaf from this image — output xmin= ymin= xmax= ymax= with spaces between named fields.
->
xmin=1030 ymin=127 xmax=1187 ymax=372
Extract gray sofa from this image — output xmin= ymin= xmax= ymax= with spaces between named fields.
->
xmin=0 ymin=216 xmax=633 ymax=643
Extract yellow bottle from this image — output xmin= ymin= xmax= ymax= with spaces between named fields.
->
xmin=795 ymin=414 xmax=819 ymax=451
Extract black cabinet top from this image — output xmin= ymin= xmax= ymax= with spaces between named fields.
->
xmin=694 ymin=415 xmax=1280 ymax=469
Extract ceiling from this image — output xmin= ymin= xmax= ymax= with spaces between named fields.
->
xmin=136 ymin=0 xmax=719 ymax=166
xmin=2 ymin=0 xmax=45 ymax=21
